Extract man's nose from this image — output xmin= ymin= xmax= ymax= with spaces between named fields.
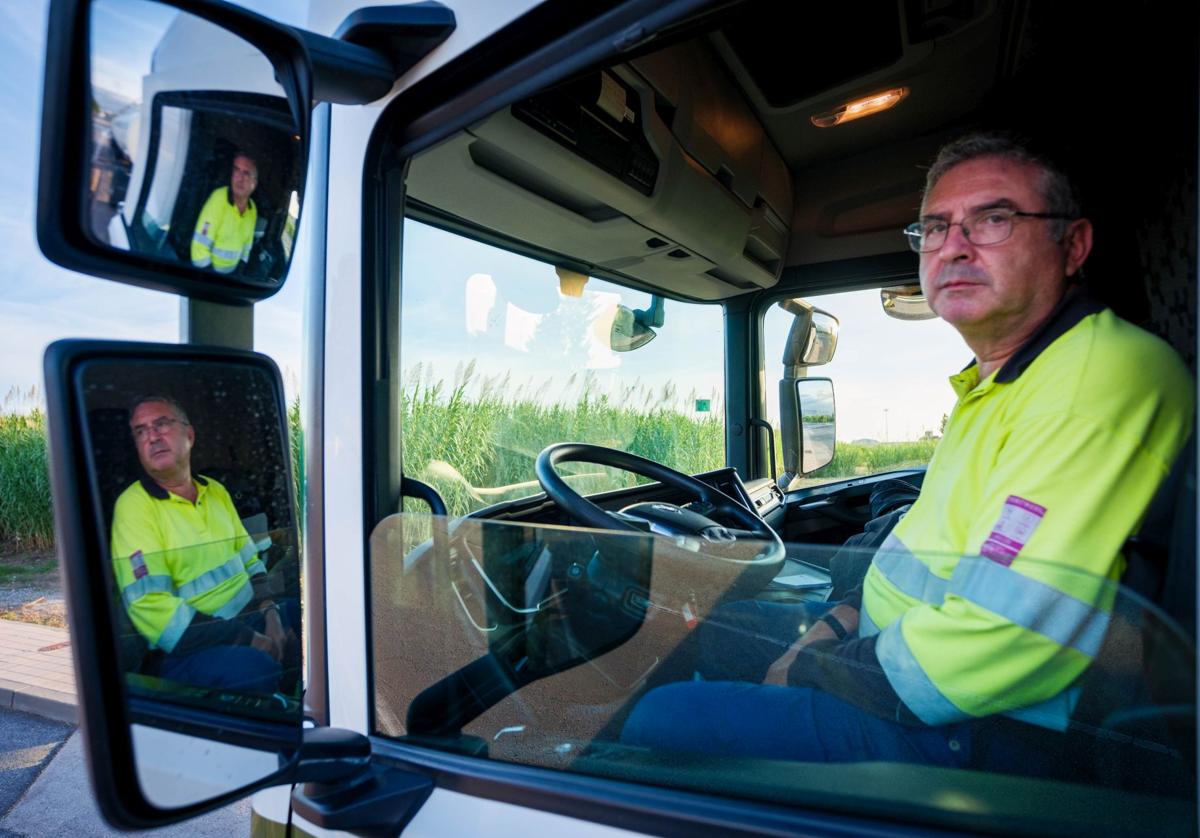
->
xmin=938 ymin=221 xmax=974 ymax=261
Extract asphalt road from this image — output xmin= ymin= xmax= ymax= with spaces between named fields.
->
xmin=0 ymin=706 xmax=72 ymax=832
xmin=0 ymin=707 xmax=252 ymax=836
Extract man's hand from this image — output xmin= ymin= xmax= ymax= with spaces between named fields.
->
xmin=263 ymin=607 xmax=287 ymax=659
xmin=249 ymin=630 xmax=282 ymax=661
xmin=763 ymin=604 xmax=859 ymax=686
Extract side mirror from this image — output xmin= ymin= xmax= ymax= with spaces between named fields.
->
xmin=779 ymin=377 xmax=836 ymax=481
xmin=39 ymin=0 xmax=315 ymax=303
xmin=43 ymin=340 xmax=303 ymax=827
xmin=796 ymin=378 xmax=836 ymax=473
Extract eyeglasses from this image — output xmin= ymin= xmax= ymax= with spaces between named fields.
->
xmin=904 ymin=208 xmax=1077 ymax=253
xmin=131 ymin=416 xmax=187 ymax=441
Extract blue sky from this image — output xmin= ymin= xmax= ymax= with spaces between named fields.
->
xmin=0 ymin=0 xmax=305 ymax=409
xmin=0 ymin=0 xmax=964 ymax=441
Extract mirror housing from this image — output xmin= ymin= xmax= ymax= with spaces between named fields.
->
xmin=43 ymin=340 xmax=303 ymax=827
xmin=777 ymin=299 xmax=839 ymax=485
xmin=609 ymin=304 xmax=657 ymax=352
xmin=881 ymin=284 xmax=937 ymax=321
xmin=38 ymin=0 xmax=319 ymax=305
xmin=779 ymin=298 xmax=839 ymax=367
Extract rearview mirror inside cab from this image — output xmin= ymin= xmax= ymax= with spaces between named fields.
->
xmin=43 ymin=341 xmax=302 ymax=825
xmin=39 ymin=0 xmax=312 ymax=303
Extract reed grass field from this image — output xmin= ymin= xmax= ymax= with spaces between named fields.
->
xmin=0 ymin=370 xmax=937 ymax=549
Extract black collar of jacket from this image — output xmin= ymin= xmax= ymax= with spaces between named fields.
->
xmin=959 ymin=286 xmax=1108 ymax=383
xmin=139 ymin=473 xmax=207 ymax=500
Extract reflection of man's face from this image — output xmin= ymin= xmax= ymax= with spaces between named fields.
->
xmin=230 ymin=155 xmax=258 ymax=204
xmin=130 ymin=400 xmax=194 ymax=481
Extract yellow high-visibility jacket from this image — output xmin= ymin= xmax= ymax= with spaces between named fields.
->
xmin=190 ymin=187 xmax=256 ymax=274
xmin=111 ymin=475 xmax=267 ymax=652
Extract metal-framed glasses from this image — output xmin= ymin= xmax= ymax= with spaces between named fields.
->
xmin=904 ymin=208 xmax=1076 ymax=253
xmin=131 ymin=416 xmax=188 ymax=441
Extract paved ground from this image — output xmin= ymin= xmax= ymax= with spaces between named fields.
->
xmin=0 ymin=620 xmax=75 ymax=724
xmin=0 ymin=708 xmax=72 ymax=819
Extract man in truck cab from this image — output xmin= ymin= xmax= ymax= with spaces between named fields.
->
xmin=621 ymin=132 xmax=1195 ymax=769
xmin=110 ymin=395 xmax=288 ymax=692
xmin=190 ymin=153 xmax=259 ymax=275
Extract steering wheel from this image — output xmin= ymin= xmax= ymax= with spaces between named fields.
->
xmin=534 ymin=443 xmax=786 ymax=592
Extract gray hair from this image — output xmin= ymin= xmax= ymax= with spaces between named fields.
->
xmin=923 ymin=132 xmax=1082 ymax=239
xmin=128 ymin=395 xmax=190 ymax=426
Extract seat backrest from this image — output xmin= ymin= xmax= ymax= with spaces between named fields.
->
xmin=1123 ymin=435 xmax=1196 ymax=640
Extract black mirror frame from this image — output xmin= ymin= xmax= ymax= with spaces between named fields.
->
xmin=43 ymin=339 xmax=304 ymax=828
xmin=37 ymin=0 xmax=314 ymax=305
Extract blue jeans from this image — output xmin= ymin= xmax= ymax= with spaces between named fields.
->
xmin=620 ymin=599 xmax=972 ymax=766
xmin=621 ymin=681 xmax=971 ymax=765
xmin=158 ymin=646 xmax=281 ymax=694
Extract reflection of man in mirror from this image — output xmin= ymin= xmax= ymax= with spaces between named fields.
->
xmin=190 ymin=153 xmax=258 ymax=274
xmin=109 ymin=395 xmax=290 ymax=692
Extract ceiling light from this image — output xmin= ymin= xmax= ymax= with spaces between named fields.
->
xmin=811 ymin=87 xmax=909 ymax=128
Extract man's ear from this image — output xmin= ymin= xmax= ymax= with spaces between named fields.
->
xmin=1063 ymin=218 xmax=1094 ymax=278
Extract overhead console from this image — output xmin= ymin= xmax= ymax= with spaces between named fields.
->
xmin=406 ymin=39 xmax=792 ymax=300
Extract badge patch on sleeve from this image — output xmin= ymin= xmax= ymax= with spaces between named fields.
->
xmin=980 ymin=496 xmax=1045 ymax=566
xmin=129 ymin=550 xmax=148 ymax=580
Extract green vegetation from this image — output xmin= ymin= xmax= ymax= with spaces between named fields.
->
xmin=401 ymin=363 xmax=726 ymax=516
xmin=0 ymin=376 xmax=939 ymax=548
xmin=820 ymin=439 xmax=938 ymax=478
xmin=0 ymin=411 xmax=54 ymax=552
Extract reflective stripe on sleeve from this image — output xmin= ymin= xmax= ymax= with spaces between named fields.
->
xmin=193 ymin=255 xmax=212 ymax=267
xmin=1002 ymin=686 xmax=1079 ymax=731
xmin=875 ymin=619 xmax=969 ymax=726
xmin=121 ymin=574 xmax=175 ymax=608
xmin=949 ymin=557 xmax=1110 ymax=658
xmin=244 ymin=536 xmax=272 ymax=576
xmin=177 ymin=553 xmax=248 ymax=600
xmin=156 ymin=602 xmax=197 ymax=653
xmin=211 ymin=246 xmax=241 ymax=261
xmin=871 ymin=534 xmax=950 ymax=605
xmin=213 ymin=581 xmax=253 ymax=620
xmin=192 ymin=232 xmax=213 ymax=248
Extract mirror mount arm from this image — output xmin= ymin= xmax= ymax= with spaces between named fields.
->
xmin=779 ymin=376 xmax=801 ymax=480
xmin=292 ymin=29 xmax=397 ymax=105
xmin=291 ymin=728 xmax=433 ymax=836
xmin=634 ymin=295 xmax=665 ymax=328
xmin=327 ymin=3 xmax=459 ymax=101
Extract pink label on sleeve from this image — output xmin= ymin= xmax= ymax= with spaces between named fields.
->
xmin=130 ymin=549 xmax=148 ymax=580
xmin=980 ymin=495 xmax=1045 ymax=566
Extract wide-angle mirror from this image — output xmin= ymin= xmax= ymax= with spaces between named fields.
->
xmin=43 ymin=342 xmax=302 ymax=819
xmin=880 ymin=285 xmax=937 ymax=321
xmin=85 ymin=0 xmax=304 ymax=287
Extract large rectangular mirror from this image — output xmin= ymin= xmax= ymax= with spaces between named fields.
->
xmin=43 ymin=341 xmax=303 ymax=819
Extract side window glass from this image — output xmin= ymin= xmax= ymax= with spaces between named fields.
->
xmin=763 ymin=288 xmax=962 ymax=488
xmin=398 ymin=219 xmax=725 ymax=516
xmin=371 ymin=517 xmax=1198 ymax=834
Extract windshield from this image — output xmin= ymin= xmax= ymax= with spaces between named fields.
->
xmin=400 ymin=219 xmax=725 ymax=515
